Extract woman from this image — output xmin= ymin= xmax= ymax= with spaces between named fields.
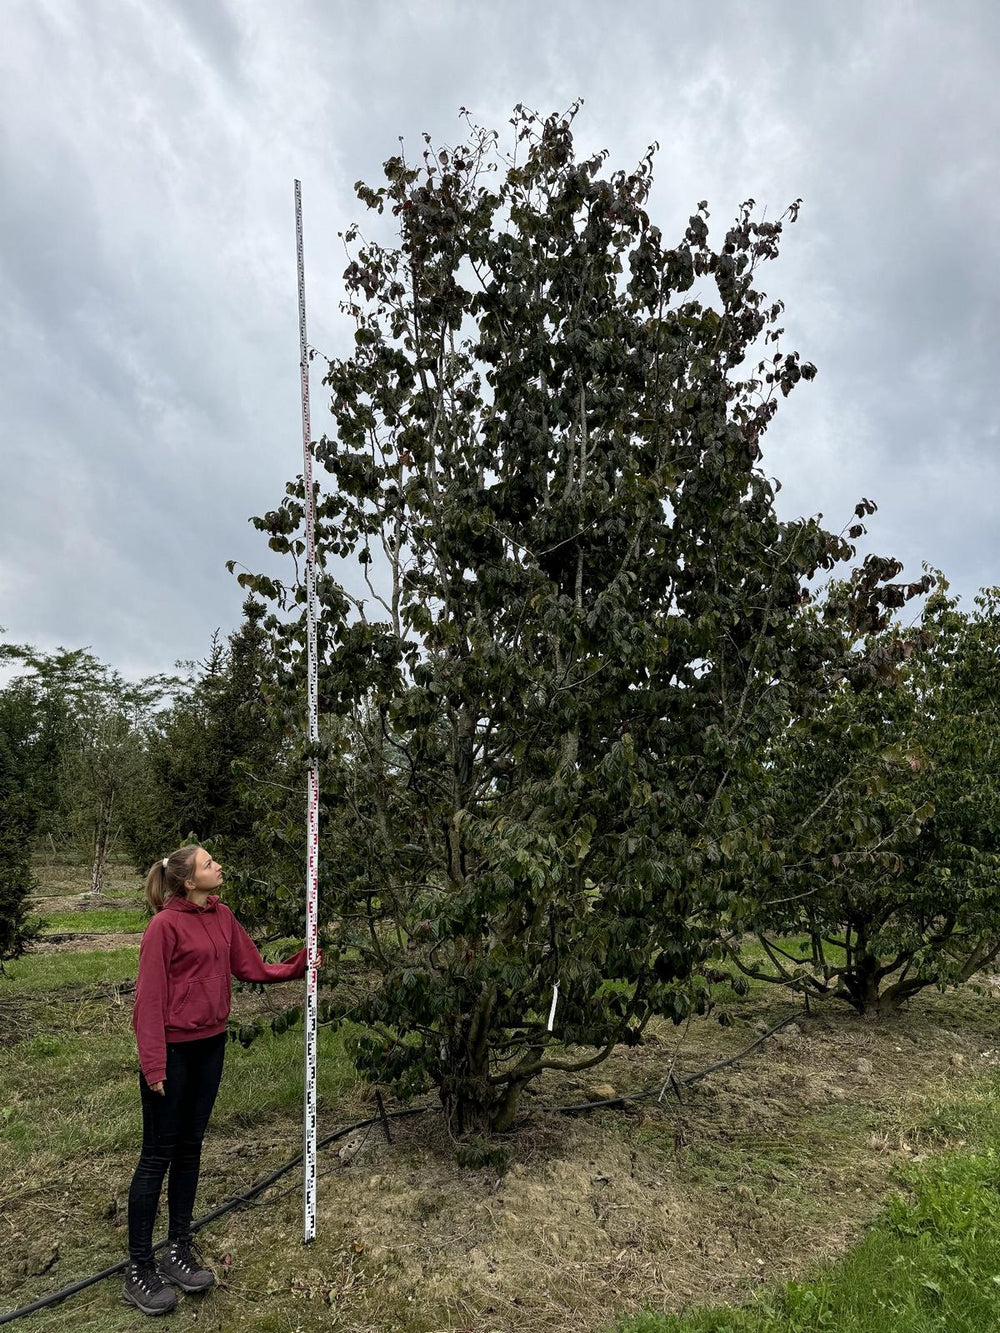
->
xmin=124 ymin=845 xmax=313 ymax=1316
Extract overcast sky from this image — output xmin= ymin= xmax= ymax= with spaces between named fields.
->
xmin=2 ymin=0 xmax=997 ymax=678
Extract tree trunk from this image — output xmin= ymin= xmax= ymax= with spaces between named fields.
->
xmin=492 ymin=1075 xmax=530 ymax=1133
xmin=874 ymin=975 xmax=932 ymax=1014
xmin=845 ymin=952 xmax=882 ymax=1018
xmin=441 ymin=1065 xmax=529 ymax=1135
xmin=847 ymin=954 xmax=931 ymax=1017
xmin=438 ymin=983 xmax=516 ymax=1134
xmin=90 ymin=791 xmax=114 ymax=896
xmin=438 ymin=1051 xmax=497 ymax=1135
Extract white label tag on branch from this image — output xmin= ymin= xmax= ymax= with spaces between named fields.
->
xmin=547 ymin=982 xmax=560 ymax=1032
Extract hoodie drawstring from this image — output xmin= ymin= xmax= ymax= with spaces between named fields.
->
xmin=197 ymin=911 xmax=222 ymax=965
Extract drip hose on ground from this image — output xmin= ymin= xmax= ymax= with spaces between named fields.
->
xmin=0 ymin=1006 xmax=803 ymax=1325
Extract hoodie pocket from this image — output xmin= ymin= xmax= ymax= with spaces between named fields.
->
xmin=169 ymin=973 xmax=230 ymax=1030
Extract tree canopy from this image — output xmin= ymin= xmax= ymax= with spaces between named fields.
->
xmin=234 ymin=106 xmax=928 ymax=1129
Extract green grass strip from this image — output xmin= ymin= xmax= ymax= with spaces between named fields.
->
xmin=618 ymin=1080 xmax=1000 ymax=1333
xmin=0 ymin=945 xmax=141 ymax=992
xmin=39 ymin=909 xmax=149 ymax=935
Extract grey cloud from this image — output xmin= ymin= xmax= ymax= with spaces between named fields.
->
xmin=171 ymin=0 xmax=245 ymax=84
xmin=1 ymin=0 xmax=998 ymax=678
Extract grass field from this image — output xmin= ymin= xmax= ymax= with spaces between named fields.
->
xmin=4 ymin=859 xmax=1000 ymax=1331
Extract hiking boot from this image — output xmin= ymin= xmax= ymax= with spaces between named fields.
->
xmin=123 ymin=1259 xmax=178 ymax=1316
xmin=157 ymin=1237 xmax=215 ymax=1293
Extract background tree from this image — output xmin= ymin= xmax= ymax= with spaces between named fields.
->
xmin=0 ymin=638 xmax=115 ymax=950
xmin=122 ymin=598 xmax=289 ymax=895
xmin=0 ymin=638 xmax=115 ymax=956
xmin=2 ymin=646 xmax=109 ymax=845
xmin=237 ymin=106 xmax=921 ymax=1130
xmin=728 ymin=579 xmax=1000 ymax=1015
xmin=0 ymin=649 xmax=44 ymax=963
xmin=60 ymin=691 xmax=148 ymax=895
xmin=0 ymin=640 xmax=177 ymax=891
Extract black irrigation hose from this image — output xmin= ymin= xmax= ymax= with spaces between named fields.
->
xmin=539 ymin=1006 xmax=805 ymax=1113
xmin=0 ymin=1005 xmax=803 ymax=1325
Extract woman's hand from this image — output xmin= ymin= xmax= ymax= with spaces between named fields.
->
xmin=150 ymin=1080 xmax=165 ymax=1095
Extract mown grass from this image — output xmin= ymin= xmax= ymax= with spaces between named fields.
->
xmin=617 ymin=1075 xmax=1000 ymax=1333
xmin=0 ymin=946 xmax=141 ymax=992
xmin=1 ymin=1021 xmax=358 ymax=1166
xmin=652 ymin=1097 xmax=871 ymax=1207
xmin=39 ymin=909 xmax=148 ymax=935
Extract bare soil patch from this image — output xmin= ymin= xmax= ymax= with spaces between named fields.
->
xmin=31 ymin=931 xmax=144 ymax=954
xmin=31 ymin=894 xmax=144 ymax=915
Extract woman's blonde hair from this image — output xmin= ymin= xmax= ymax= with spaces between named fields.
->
xmin=145 ymin=846 xmax=201 ymax=914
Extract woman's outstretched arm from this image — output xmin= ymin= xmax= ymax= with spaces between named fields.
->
xmin=225 ymin=906 xmax=308 ymax=983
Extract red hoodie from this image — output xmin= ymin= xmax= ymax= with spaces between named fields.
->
xmin=132 ymin=893 xmax=306 ymax=1084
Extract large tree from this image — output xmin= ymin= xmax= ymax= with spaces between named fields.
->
xmin=238 ymin=106 xmax=918 ymax=1129
xmin=60 ymin=691 xmax=149 ymax=895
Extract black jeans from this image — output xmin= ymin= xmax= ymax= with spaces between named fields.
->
xmin=127 ymin=1032 xmax=226 ymax=1262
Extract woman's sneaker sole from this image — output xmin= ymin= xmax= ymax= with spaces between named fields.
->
xmin=122 ymin=1283 xmax=178 ymax=1316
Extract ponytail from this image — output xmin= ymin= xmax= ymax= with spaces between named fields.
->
xmin=145 ymin=846 xmax=200 ymax=914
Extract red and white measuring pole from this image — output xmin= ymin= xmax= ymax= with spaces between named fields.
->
xmin=294 ymin=179 xmax=320 ymax=1245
